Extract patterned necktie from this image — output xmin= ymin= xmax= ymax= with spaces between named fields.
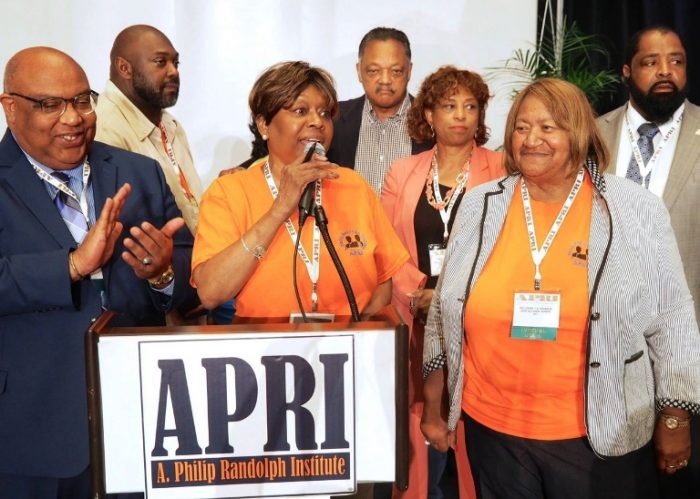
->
xmin=626 ymin=122 xmax=659 ymax=187
xmin=52 ymin=172 xmax=88 ymax=243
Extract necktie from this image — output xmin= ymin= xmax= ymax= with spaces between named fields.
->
xmin=53 ymin=171 xmax=106 ymax=304
xmin=52 ymin=172 xmax=88 ymax=243
xmin=626 ymin=122 xmax=659 ymax=187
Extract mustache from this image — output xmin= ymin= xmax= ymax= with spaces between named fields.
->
xmin=650 ymin=80 xmax=678 ymax=92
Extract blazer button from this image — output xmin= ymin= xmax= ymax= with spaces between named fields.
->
xmin=590 ymin=312 xmax=600 ymax=320
xmin=590 ymin=362 xmax=601 ymax=368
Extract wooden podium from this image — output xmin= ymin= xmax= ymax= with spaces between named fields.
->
xmin=85 ymin=307 xmax=408 ymax=498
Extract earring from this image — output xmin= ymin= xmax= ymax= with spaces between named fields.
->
xmin=262 ymin=134 xmax=268 ymax=141
xmin=429 ymin=125 xmax=435 ymax=138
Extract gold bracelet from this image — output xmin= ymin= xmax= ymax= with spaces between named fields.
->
xmin=240 ymin=235 xmax=266 ymax=261
xmin=69 ymin=251 xmax=86 ymax=280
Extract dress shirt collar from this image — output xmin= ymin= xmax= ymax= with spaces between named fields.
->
xmin=362 ymin=92 xmax=412 ymax=124
xmin=626 ymin=101 xmax=685 ymax=138
xmin=12 ymin=132 xmax=85 ymax=198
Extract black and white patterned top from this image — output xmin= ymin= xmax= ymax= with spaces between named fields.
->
xmin=423 ymin=160 xmax=700 ymax=457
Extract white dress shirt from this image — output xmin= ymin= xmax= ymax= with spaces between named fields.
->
xmin=614 ymin=102 xmax=684 ymax=197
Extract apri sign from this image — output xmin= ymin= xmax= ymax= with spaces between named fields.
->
xmin=138 ymin=334 xmax=355 ymax=498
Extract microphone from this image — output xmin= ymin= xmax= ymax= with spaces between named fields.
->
xmin=314 ymin=203 xmax=361 ymax=322
xmin=298 ymin=142 xmax=325 ymax=228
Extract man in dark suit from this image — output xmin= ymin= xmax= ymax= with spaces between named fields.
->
xmin=0 ymin=46 xmax=195 ymax=498
xmin=596 ymin=26 xmax=700 ymax=499
xmin=328 ymin=27 xmax=431 ymax=194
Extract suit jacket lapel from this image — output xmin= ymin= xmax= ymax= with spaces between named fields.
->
xmin=345 ymin=97 xmax=364 ymax=165
xmin=469 ymin=146 xmax=494 ymax=187
xmin=400 ymin=150 xmax=433 ymax=259
xmin=0 ymin=130 xmax=76 ymax=247
xmin=88 ymin=144 xmax=117 ymax=218
xmin=663 ymin=102 xmax=700 ymax=209
xmin=467 ymin=176 xmax=514 ymax=291
xmin=600 ymin=106 xmax=625 ymax=167
xmin=86 ymin=143 xmax=118 ymax=289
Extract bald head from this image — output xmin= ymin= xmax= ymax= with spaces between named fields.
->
xmin=107 ymin=25 xmax=180 ymax=123
xmin=110 ymin=25 xmax=173 ymax=76
xmin=0 ymin=46 xmax=96 ymax=170
xmin=4 ymin=47 xmax=87 ymax=93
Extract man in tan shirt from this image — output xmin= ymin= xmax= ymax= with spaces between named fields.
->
xmin=96 ymin=24 xmax=202 ymax=234
xmin=97 ymin=24 xmax=206 ymax=323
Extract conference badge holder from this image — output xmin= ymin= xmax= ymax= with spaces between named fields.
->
xmin=428 ymin=243 xmax=446 ymax=277
xmin=511 ymin=290 xmax=560 ymax=341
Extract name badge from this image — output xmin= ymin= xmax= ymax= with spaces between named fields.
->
xmin=428 ymin=243 xmax=446 ymax=276
xmin=511 ymin=291 xmax=560 ymax=341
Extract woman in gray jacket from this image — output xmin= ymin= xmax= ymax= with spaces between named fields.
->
xmin=421 ymin=78 xmax=700 ymax=499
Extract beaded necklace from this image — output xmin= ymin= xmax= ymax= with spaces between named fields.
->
xmin=424 ymin=148 xmax=472 ymax=210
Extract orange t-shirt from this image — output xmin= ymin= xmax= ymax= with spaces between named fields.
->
xmin=462 ymin=173 xmax=593 ymax=440
xmin=192 ymin=158 xmax=409 ymax=318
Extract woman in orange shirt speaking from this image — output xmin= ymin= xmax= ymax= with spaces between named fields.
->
xmin=191 ymin=61 xmax=408 ymax=321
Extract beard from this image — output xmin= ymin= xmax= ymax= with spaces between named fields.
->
xmin=626 ymin=77 xmax=686 ymax=123
xmin=132 ymin=68 xmax=179 ymax=109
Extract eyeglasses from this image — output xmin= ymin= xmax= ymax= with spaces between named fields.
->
xmin=9 ymin=90 xmax=98 ymax=117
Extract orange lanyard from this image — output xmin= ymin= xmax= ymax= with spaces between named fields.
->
xmin=159 ymin=123 xmax=197 ymax=205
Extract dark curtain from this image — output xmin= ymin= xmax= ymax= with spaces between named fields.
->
xmin=540 ymin=0 xmax=700 ymax=114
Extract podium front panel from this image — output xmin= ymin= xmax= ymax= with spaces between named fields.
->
xmin=94 ymin=325 xmax=398 ymax=496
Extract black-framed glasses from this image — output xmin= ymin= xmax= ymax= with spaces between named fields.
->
xmin=9 ymin=90 xmax=98 ymax=117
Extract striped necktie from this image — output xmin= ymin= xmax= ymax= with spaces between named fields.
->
xmin=52 ymin=171 xmax=88 ymax=243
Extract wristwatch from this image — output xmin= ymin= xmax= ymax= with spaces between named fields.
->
xmin=659 ymin=413 xmax=691 ymax=430
xmin=148 ymin=265 xmax=175 ymax=288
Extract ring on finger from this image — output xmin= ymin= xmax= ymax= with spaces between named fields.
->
xmin=679 ymin=459 xmax=688 ymax=467
xmin=142 ymin=255 xmax=153 ymax=266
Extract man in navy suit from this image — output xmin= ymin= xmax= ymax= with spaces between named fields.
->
xmin=0 ymin=47 xmax=196 ymax=498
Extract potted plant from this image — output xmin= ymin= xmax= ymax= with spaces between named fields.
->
xmin=488 ymin=0 xmax=618 ymax=107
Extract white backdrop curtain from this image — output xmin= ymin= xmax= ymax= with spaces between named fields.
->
xmin=0 ymin=0 xmax=536 ymax=188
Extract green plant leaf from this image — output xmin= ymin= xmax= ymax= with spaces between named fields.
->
xmin=486 ymin=19 xmax=619 ymax=104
